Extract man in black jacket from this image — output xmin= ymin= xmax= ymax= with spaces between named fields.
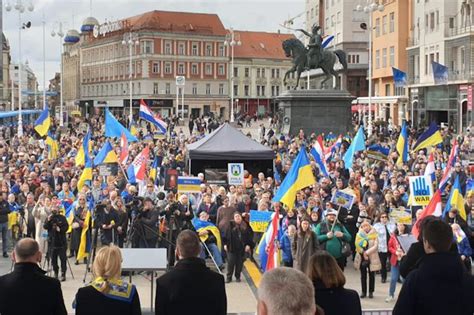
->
xmin=0 ymin=238 xmax=67 ymax=315
xmin=155 ymin=230 xmax=227 ymax=315
xmin=135 ymin=197 xmax=159 ymax=248
xmin=0 ymin=192 xmax=10 ymax=257
xmin=43 ymin=204 xmax=69 ymax=281
xmin=393 ymin=220 xmax=474 ymax=315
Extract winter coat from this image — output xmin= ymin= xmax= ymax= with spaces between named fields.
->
xmin=373 ymin=222 xmax=395 ymax=253
xmin=315 ymin=220 xmax=352 ymax=259
xmin=292 ymin=230 xmax=319 ymax=273
xmin=354 ymin=228 xmax=381 ymax=271
xmin=393 ymin=252 xmax=474 ymax=315
xmin=223 ymin=221 xmax=253 ymax=254
xmin=279 ymin=233 xmax=293 ymax=262
xmin=388 ymin=234 xmax=404 ymax=266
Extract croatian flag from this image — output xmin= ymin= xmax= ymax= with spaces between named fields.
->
xmin=424 ymin=151 xmax=436 ymax=182
xmin=310 ymin=136 xmax=329 ymax=177
xmin=119 ymin=132 xmax=129 ymax=166
xmin=439 ymin=140 xmax=458 ymax=193
xmin=257 ymin=211 xmax=281 ymax=272
xmin=139 ymin=99 xmax=168 ymax=134
xmin=127 ymin=146 xmax=150 ymax=184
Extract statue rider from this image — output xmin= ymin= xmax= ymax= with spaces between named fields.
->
xmin=297 ymin=24 xmax=324 ymax=70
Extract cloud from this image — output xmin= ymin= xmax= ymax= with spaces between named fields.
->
xmin=3 ymin=0 xmax=304 ymax=89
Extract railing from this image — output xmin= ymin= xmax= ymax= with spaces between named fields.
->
xmin=407 ymin=37 xmax=419 ymax=47
xmin=446 ymin=25 xmax=474 ymax=37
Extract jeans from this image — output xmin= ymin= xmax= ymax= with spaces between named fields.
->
xmin=0 ymin=222 xmax=8 ymax=253
xmin=200 ymin=243 xmax=223 ymax=267
xmin=389 ymin=264 xmax=401 ymax=297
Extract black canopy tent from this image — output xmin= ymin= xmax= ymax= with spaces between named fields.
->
xmin=187 ymin=123 xmax=275 ymax=178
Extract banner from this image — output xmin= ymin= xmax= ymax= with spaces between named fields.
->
xmin=228 ymin=163 xmax=244 ymax=185
xmin=390 ymin=207 xmax=412 ymax=224
xmin=409 ymin=175 xmax=433 ymax=206
xmin=249 ymin=210 xmax=273 ymax=232
xmin=177 ymin=177 xmax=201 ymax=193
xmin=330 ymin=190 xmax=355 ymax=209
xmin=165 ymin=169 xmax=178 ymax=191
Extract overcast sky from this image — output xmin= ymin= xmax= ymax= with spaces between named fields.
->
xmin=3 ymin=0 xmax=305 ymax=90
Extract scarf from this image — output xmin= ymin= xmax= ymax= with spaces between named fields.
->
xmin=355 ymin=229 xmax=377 ymax=253
xmin=90 ymin=277 xmax=135 ymax=303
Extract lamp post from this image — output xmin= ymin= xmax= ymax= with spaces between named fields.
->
xmin=122 ymin=32 xmax=139 ymax=124
xmin=5 ymin=0 xmax=34 ymax=137
xmin=356 ymin=0 xmax=385 ymax=136
xmin=51 ymin=22 xmax=64 ymax=127
xmin=224 ymin=28 xmax=241 ymax=123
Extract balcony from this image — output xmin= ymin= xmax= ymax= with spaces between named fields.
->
xmin=407 ymin=36 xmax=419 ymax=48
xmin=448 ymin=69 xmax=470 ymax=81
xmin=446 ymin=25 xmax=474 ymax=38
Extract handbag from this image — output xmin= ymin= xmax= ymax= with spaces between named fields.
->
xmin=340 ymin=240 xmax=352 ymax=258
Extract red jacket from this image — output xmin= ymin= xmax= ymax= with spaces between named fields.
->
xmin=388 ymin=234 xmax=401 ymax=266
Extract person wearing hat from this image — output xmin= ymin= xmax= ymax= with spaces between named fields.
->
xmin=132 ymin=197 xmax=159 ymax=248
xmin=315 ymin=208 xmax=352 ymax=271
xmin=292 ymin=216 xmax=320 ymax=273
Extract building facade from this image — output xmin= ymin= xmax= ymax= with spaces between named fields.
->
xmin=232 ymin=31 xmax=294 ymax=116
xmin=74 ymin=10 xmax=230 ymax=119
xmin=10 ymin=61 xmax=38 ymax=109
xmin=407 ymin=0 xmax=474 ymax=132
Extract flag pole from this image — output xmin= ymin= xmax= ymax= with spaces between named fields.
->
xmin=330 ymin=205 xmax=342 ymax=233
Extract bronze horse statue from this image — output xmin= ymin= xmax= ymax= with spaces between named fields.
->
xmin=282 ymin=38 xmax=347 ymax=90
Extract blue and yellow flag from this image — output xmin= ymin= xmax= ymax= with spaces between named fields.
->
xmin=105 ymin=109 xmax=137 ymax=142
xmin=149 ymin=156 xmax=163 ymax=183
xmin=75 ymin=130 xmax=91 ymax=166
xmin=45 ymin=131 xmax=59 ymax=160
xmin=442 ymin=175 xmax=466 ymax=221
xmin=93 ymin=141 xmax=118 ymax=166
xmin=396 ymin=120 xmax=409 ymax=166
xmin=77 ymin=209 xmax=91 ymax=261
xmin=34 ymin=107 xmax=51 ymax=136
xmin=129 ymin=119 xmax=139 ymax=137
xmin=412 ymin=121 xmax=442 ymax=152
xmin=64 ymin=202 xmax=75 ymax=233
xmin=192 ymin=218 xmax=222 ymax=251
xmin=272 ymin=146 xmax=316 ymax=209
xmin=78 ymin=156 xmax=93 ymax=191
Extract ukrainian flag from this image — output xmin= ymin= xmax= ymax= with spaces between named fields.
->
xmin=34 ymin=107 xmax=51 ymax=136
xmin=78 ymin=156 xmax=93 ymax=191
xmin=396 ymin=120 xmax=409 ymax=166
xmin=272 ymin=146 xmax=316 ymax=209
xmin=93 ymin=141 xmax=118 ymax=166
xmin=75 ymin=130 xmax=91 ymax=166
xmin=192 ymin=218 xmax=222 ymax=251
xmin=129 ymin=119 xmax=138 ymax=137
xmin=45 ymin=132 xmax=59 ymax=160
xmin=77 ymin=209 xmax=91 ymax=261
xmin=442 ymin=175 xmax=466 ymax=221
xmin=64 ymin=203 xmax=74 ymax=233
xmin=412 ymin=121 xmax=442 ymax=152
xmin=149 ymin=156 xmax=162 ymax=183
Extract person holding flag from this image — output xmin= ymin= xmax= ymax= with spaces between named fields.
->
xmin=193 ymin=211 xmax=224 ymax=270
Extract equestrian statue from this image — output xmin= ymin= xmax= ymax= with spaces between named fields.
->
xmin=282 ymin=24 xmax=347 ymax=90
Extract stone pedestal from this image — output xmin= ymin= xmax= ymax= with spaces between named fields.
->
xmin=277 ymin=89 xmax=354 ymax=136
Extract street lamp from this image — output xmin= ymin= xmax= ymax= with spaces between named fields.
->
xmin=122 ymin=32 xmax=139 ymax=124
xmin=357 ymin=0 xmax=384 ymax=137
xmin=224 ymin=28 xmax=241 ymax=123
xmin=5 ymin=0 xmax=34 ymax=137
xmin=51 ymin=22 xmax=65 ymax=127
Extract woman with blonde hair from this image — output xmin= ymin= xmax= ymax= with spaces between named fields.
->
xmin=74 ymin=245 xmax=141 ymax=315
xmin=354 ymin=220 xmax=381 ymax=299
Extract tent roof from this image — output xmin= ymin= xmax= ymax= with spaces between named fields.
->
xmin=187 ymin=123 xmax=275 ymax=160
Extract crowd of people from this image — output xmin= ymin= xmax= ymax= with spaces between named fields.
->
xmin=0 ymin=111 xmax=473 ymax=314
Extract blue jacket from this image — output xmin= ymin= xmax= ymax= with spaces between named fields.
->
xmin=279 ymin=233 xmax=293 ymax=262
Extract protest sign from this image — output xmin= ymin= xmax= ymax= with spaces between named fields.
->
xmin=249 ymin=210 xmax=272 ymax=232
xmin=331 ymin=190 xmax=355 ymax=209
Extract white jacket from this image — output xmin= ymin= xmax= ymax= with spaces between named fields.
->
xmin=373 ymin=222 xmax=396 ymax=253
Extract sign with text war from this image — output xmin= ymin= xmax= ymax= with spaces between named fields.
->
xmin=409 ymin=175 xmax=433 ymax=206
xmin=249 ymin=210 xmax=273 ymax=233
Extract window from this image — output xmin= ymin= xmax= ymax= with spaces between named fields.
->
xmin=153 ymin=83 xmax=159 ymax=94
xmin=192 ymin=83 xmax=198 ymax=95
xmin=165 ymin=62 xmax=172 ymax=74
xmin=376 ymin=18 xmax=381 ymax=37
xmin=178 ymin=63 xmax=185 ymax=75
xmin=205 ymin=64 xmax=212 ymax=75
xmin=219 ymin=83 xmax=224 ymax=95
xmin=244 ymin=85 xmax=249 ymax=96
xmin=262 ymin=68 xmax=266 ymax=78
xmin=276 ymin=69 xmax=280 ymax=78
xmin=142 ymin=40 xmax=154 ymax=54
xmin=233 ymin=85 xmax=238 ymax=96
xmin=375 ymin=50 xmax=380 ymax=69
xmin=389 ymin=46 xmax=395 ymax=66
xmin=234 ymin=67 xmax=238 ymax=77
xmin=382 ymin=48 xmax=387 ymax=68
xmin=206 ymin=44 xmax=212 ymax=56
xmin=271 ymin=86 xmax=275 ymax=96
xmin=430 ymin=12 xmax=435 ymax=30
xmin=382 ymin=15 xmax=387 ymax=34
xmin=191 ymin=64 xmax=198 ymax=75
xmin=325 ymin=18 xmax=329 ymax=29
xmin=218 ymin=44 xmax=225 ymax=56
xmin=206 ymin=83 xmax=211 ymax=95
xmin=385 ymin=84 xmax=391 ymax=96
xmin=261 ymin=85 xmax=265 ymax=96
xmin=425 ymin=54 xmax=428 ymax=75
xmin=245 ymin=68 xmax=250 ymax=77
xmin=389 ymin=12 xmax=395 ymax=33
xmin=271 ymin=69 xmax=275 ymax=78
xmin=218 ymin=64 xmax=225 ymax=75
xmin=331 ymin=15 xmax=335 ymax=27
xmin=165 ymin=83 xmax=171 ymax=94
xmin=192 ymin=43 xmax=199 ymax=56
xmin=152 ymin=62 xmax=160 ymax=74
xmin=436 ymin=10 xmax=439 ymax=29
xmin=276 ymin=86 xmax=280 ymax=96
xmin=178 ymin=43 xmax=185 ymax=55
xmin=257 ymin=68 xmax=261 ymax=78
xmin=337 ymin=12 xmax=341 ymax=24
xmin=257 ymin=86 xmax=261 ymax=96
